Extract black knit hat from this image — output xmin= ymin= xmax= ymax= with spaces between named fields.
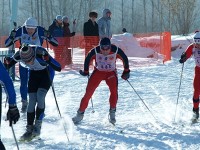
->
xmin=20 ymin=45 xmax=35 ymax=62
xmin=89 ymin=11 xmax=98 ymax=18
xmin=100 ymin=37 xmax=111 ymax=50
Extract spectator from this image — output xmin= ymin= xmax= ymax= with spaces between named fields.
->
xmin=83 ymin=11 xmax=99 ymax=57
xmin=62 ymin=16 xmax=76 ymax=65
xmin=97 ymin=9 xmax=112 ymax=39
xmin=48 ymin=15 xmax=63 ymax=37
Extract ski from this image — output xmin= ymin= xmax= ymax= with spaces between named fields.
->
xmin=108 ymin=121 xmax=124 ymax=134
xmin=19 ymin=135 xmax=41 ymax=142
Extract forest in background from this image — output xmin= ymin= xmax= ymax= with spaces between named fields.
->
xmin=0 ymin=0 xmax=199 ymax=36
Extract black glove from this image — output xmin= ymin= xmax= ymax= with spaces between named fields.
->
xmin=179 ymin=52 xmax=187 ymax=63
xmin=121 ymin=70 xmax=130 ymax=80
xmin=4 ymin=57 xmax=12 ymax=69
xmin=42 ymin=54 xmax=50 ymax=63
xmin=79 ymin=70 xmax=89 ymax=76
xmin=44 ymin=29 xmax=51 ymax=38
xmin=7 ymin=105 xmax=20 ymax=126
xmin=71 ymin=32 xmax=75 ymax=36
xmin=10 ymin=29 xmax=16 ymax=39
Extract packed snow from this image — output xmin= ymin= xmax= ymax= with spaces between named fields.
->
xmin=1 ymin=33 xmax=200 ymax=150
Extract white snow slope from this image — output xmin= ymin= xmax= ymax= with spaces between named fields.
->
xmin=1 ymin=34 xmax=200 ymax=150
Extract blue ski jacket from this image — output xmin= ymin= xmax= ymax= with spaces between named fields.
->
xmin=0 ymin=61 xmax=16 ymax=105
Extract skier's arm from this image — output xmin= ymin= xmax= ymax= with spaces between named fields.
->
xmin=5 ymin=28 xmax=22 ymax=47
xmin=83 ymin=49 xmax=96 ymax=74
xmin=4 ymin=51 xmax=19 ymax=69
xmin=36 ymin=46 xmax=61 ymax=71
xmin=0 ymin=62 xmax=16 ymax=105
xmin=116 ymin=47 xmax=129 ymax=71
xmin=179 ymin=44 xmax=194 ymax=63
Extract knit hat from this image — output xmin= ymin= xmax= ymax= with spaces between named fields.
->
xmin=100 ymin=37 xmax=111 ymax=50
xmin=20 ymin=45 xmax=35 ymax=62
xmin=56 ymin=15 xmax=62 ymax=21
xmin=62 ymin=16 xmax=69 ymax=23
xmin=194 ymin=31 xmax=200 ymax=44
xmin=24 ymin=17 xmax=38 ymax=28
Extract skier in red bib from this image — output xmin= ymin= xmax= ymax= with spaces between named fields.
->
xmin=179 ymin=31 xmax=200 ymax=122
xmin=72 ymin=37 xmax=130 ymax=124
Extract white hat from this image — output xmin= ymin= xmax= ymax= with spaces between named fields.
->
xmin=56 ymin=15 xmax=62 ymax=21
xmin=194 ymin=31 xmax=200 ymax=44
xmin=24 ymin=17 xmax=38 ymax=28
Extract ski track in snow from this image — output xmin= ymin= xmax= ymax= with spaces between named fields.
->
xmin=1 ymin=47 xmax=200 ymax=149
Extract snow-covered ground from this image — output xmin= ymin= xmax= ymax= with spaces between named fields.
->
xmin=1 ymin=34 xmax=200 ymax=150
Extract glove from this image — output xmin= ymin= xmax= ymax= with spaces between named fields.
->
xmin=179 ymin=52 xmax=187 ymax=63
xmin=73 ymin=19 xmax=76 ymax=25
xmin=71 ymin=32 xmax=75 ymax=36
xmin=7 ymin=105 xmax=20 ymax=126
xmin=10 ymin=29 xmax=16 ymax=39
xmin=44 ymin=29 xmax=51 ymax=38
xmin=79 ymin=70 xmax=89 ymax=76
xmin=121 ymin=70 xmax=130 ymax=80
xmin=42 ymin=54 xmax=50 ymax=62
xmin=4 ymin=57 xmax=12 ymax=69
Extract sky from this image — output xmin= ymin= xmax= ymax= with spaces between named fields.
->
xmin=1 ymin=33 xmax=200 ymax=150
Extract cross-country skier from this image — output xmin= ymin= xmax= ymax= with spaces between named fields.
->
xmin=4 ymin=44 xmax=61 ymax=141
xmin=72 ymin=37 xmax=130 ymax=124
xmin=179 ymin=31 xmax=200 ymax=123
xmin=5 ymin=17 xmax=58 ymax=113
xmin=0 ymin=61 xmax=20 ymax=149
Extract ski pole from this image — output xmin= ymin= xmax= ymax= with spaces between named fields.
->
xmin=174 ymin=63 xmax=184 ymax=122
xmin=126 ymin=80 xmax=157 ymax=120
xmin=11 ymin=125 xmax=19 ymax=150
xmin=87 ymin=75 xmax=95 ymax=113
xmin=51 ymin=82 xmax=69 ymax=142
xmin=45 ymin=42 xmax=70 ymax=142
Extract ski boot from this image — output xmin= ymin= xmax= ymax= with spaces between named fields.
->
xmin=21 ymin=100 xmax=28 ymax=113
xmin=32 ymin=120 xmax=42 ymax=137
xmin=20 ymin=125 xmax=33 ymax=141
xmin=192 ymin=107 xmax=199 ymax=124
xmin=72 ymin=110 xmax=84 ymax=124
xmin=109 ymin=108 xmax=116 ymax=125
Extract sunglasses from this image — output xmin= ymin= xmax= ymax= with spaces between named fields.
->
xmin=100 ymin=45 xmax=111 ymax=51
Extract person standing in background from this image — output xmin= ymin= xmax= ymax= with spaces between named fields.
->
xmin=97 ymin=9 xmax=112 ymax=39
xmin=62 ymin=16 xmax=76 ymax=65
xmin=48 ymin=15 xmax=63 ymax=37
xmin=5 ymin=17 xmax=58 ymax=113
xmin=83 ymin=11 xmax=99 ymax=57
